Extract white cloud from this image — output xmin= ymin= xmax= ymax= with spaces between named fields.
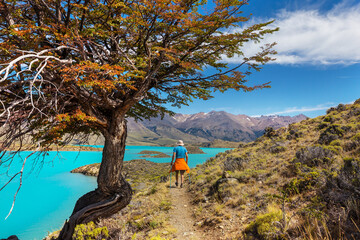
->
xmin=224 ymin=1 xmax=360 ymax=65
xmin=266 ymin=104 xmax=333 ymax=115
xmin=261 ymin=100 xmax=356 ymax=116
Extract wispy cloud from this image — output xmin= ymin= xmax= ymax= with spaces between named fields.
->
xmin=265 ymin=104 xmax=333 ymax=116
xmin=261 ymin=100 xmax=357 ymax=116
xmin=224 ymin=1 xmax=360 ymax=65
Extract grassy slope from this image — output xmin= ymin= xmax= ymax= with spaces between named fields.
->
xmin=187 ymin=100 xmax=360 ymax=239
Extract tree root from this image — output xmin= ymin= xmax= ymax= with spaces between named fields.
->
xmin=57 ymin=181 xmax=132 ymax=240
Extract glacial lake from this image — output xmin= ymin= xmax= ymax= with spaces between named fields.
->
xmin=0 ymin=146 xmax=230 ymax=240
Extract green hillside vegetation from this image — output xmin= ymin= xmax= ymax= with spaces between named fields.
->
xmin=188 ymin=100 xmax=360 ymax=239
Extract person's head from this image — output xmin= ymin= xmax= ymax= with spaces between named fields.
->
xmin=176 ymin=140 xmax=184 ymax=146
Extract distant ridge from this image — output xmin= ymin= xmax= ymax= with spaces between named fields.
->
xmin=125 ymin=111 xmax=307 ymax=145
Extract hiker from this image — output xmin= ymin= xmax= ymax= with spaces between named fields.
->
xmin=170 ymin=140 xmax=190 ymax=188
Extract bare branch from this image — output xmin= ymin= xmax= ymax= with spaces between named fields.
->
xmin=4 ymin=148 xmax=40 ymax=220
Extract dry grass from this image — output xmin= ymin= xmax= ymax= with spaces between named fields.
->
xmin=187 ymin=101 xmax=360 ymax=239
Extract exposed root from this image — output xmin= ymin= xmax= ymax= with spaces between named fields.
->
xmin=57 ymin=180 xmax=132 ymax=240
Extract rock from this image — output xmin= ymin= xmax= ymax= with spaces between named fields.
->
xmin=1 ymin=236 xmax=19 ymax=240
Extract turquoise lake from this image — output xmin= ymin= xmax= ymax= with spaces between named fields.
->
xmin=0 ymin=146 xmax=229 ymax=240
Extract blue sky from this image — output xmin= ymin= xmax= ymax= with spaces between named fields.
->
xmin=168 ymin=0 xmax=360 ymax=118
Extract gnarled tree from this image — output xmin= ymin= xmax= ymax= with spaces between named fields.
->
xmin=0 ymin=0 xmax=277 ymax=238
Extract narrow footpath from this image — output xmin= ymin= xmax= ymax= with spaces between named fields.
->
xmin=168 ymin=185 xmax=206 ymax=240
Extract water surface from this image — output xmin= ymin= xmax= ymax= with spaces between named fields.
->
xmin=0 ymin=146 xmax=229 ymax=239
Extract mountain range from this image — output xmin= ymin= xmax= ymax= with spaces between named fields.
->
xmin=126 ymin=111 xmax=307 ymax=145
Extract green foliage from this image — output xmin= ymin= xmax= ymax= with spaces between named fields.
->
xmin=352 ymin=133 xmax=360 ymax=142
xmin=149 ymin=236 xmax=169 ymax=240
xmin=73 ymin=222 xmax=109 ymax=240
xmin=329 ymin=139 xmax=341 ymax=146
xmin=284 ymin=171 xmax=321 ymax=196
xmin=323 ymin=116 xmax=333 ymax=123
xmin=322 ymin=145 xmax=342 ymax=154
xmin=270 ymin=145 xmax=286 ymax=154
xmin=246 ymin=204 xmax=283 ymax=239
xmin=318 ymin=122 xmax=329 ymax=130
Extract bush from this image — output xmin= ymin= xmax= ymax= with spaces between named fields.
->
xmin=284 ymin=171 xmax=321 ymax=195
xmin=318 ymin=124 xmax=344 ymax=145
xmin=264 ymin=127 xmax=277 ymax=138
xmin=329 ymin=140 xmax=341 ymax=146
xmin=318 ymin=122 xmax=329 ymax=130
xmin=336 ymin=103 xmax=346 ymax=112
xmin=347 ymin=107 xmax=360 ymax=117
xmin=323 ymin=115 xmax=333 ymax=123
xmin=326 ymin=107 xmax=336 ymax=114
xmin=223 ymin=156 xmax=248 ymax=172
xmin=73 ymin=222 xmax=109 ymax=240
xmin=294 ymin=146 xmax=334 ymax=168
xmin=343 ymin=157 xmax=360 ymax=186
xmin=352 ymin=133 xmax=360 ymax=142
xmin=245 ymin=204 xmax=283 ymax=239
xmin=270 ymin=144 xmax=286 ymax=154
xmin=287 ymin=126 xmax=302 ymax=140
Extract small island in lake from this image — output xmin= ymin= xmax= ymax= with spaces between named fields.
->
xmin=185 ymin=145 xmax=205 ymax=154
xmin=137 ymin=150 xmax=171 ymax=158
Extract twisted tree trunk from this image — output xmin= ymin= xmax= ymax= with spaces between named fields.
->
xmin=57 ymin=114 xmax=132 ymax=239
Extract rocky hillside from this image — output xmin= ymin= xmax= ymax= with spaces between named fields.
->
xmin=188 ymin=100 xmax=360 ymax=239
xmin=126 ymin=111 xmax=307 ymax=145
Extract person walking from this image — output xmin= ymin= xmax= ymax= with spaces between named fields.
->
xmin=170 ymin=140 xmax=190 ymax=188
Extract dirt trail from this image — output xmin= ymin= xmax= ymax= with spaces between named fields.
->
xmin=168 ymin=185 xmax=205 ymax=240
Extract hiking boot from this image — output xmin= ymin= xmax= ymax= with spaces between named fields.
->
xmin=180 ymin=183 xmax=183 ymax=188
xmin=175 ymin=182 xmax=178 ymax=187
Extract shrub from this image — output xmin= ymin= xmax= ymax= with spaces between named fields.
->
xmin=329 ymin=139 xmax=341 ymax=146
xmin=245 ymin=203 xmax=283 ymax=239
xmin=287 ymin=125 xmax=302 ymax=140
xmin=336 ymin=103 xmax=346 ymax=112
xmin=343 ymin=157 xmax=360 ymax=186
xmin=73 ymin=222 xmax=109 ymax=240
xmin=323 ymin=115 xmax=333 ymax=123
xmin=318 ymin=122 xmax=329 ymax=130
xmin=223 ymin=156 xmax=248 ymax=172
xmin=318 ymin=124 xmax=344 ymax=145
xmin=347 ymin=107 xmax=360 ymax=117
xmin=270 ymin=144 xmax=286 ymax=154
xmin=264 ymin=127 xmax=277 ymax=138
xmin=294 ymin=146 xmax=334 ymax=168
xmin=352 ymin=133 xmax=360 ymax=142
xmin=284 ymin=171 xmax=321 ymax=195
xmin=326 ymin=107 xmax=336 ymax=114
